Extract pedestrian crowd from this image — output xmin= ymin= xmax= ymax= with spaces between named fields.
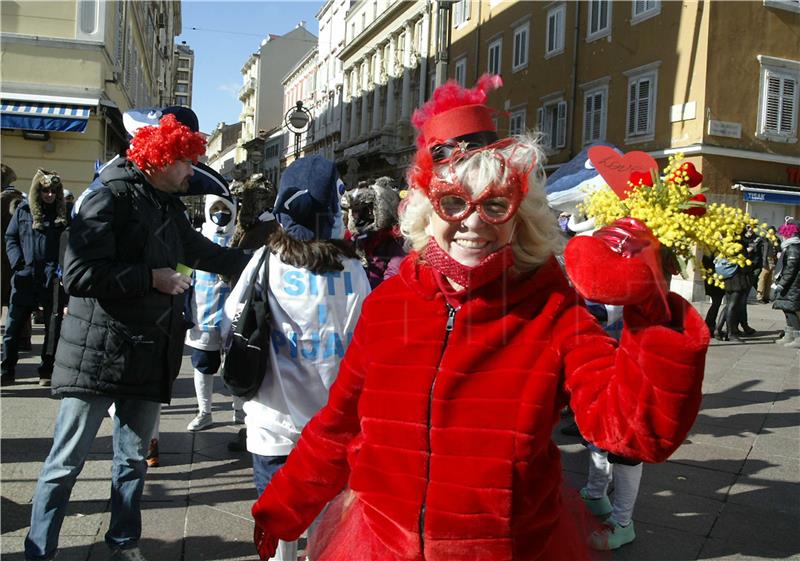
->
xmin=1 ymin=75 xmax=797 ymax=561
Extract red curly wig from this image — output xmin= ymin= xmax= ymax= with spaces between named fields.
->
xmin=408 ymin=74 xmax=503 ymax=191
xmin=127 ymin=113 xmax=207 ymax=171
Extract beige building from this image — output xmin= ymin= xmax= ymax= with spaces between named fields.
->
xmin=336 ymin=0 xmax=451 ymax=187
xmin=172 ymin=41 xmax=194 ymax=108
xmin=205 ymin=121 xmax=243 ymax=181
xmin=448 ymin=0 xmax=799 ymax=228
xmin=1 ymin=0 xmax=182 ymax=194
xmin=236 ymin=23 xmax=318 ymax=176
xmin=444 ymin=0 xmax=799 ymax=298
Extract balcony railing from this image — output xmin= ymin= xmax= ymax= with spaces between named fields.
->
xmin=238 ymin=78 xmax=257 ymax=101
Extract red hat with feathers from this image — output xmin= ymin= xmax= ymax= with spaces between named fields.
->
xmin=409 ymin=74 xmax=503 ymax=191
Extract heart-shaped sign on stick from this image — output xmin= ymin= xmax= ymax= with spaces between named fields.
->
xmin=588 ymin=145 xmax=659 ymax=200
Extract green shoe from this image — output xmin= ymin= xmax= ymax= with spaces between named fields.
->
xmin=579 ymin=487 xmax=612 ymax=517
xmin=588 ymin=520 xmax=636 ymax=550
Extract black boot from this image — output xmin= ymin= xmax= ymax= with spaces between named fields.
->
xmin=227 ymin=428 xmax=247 ymax=452
xmin=1 ymin=369 xmax=16 ymax=386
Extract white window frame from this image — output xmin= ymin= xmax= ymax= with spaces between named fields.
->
xmin=624 ymin=63 xmax=659 ymax=143
xmin=631 ymin=0 xmax=661 ymax=24
xmin=453 ymin=0 xmax=471 ymax=28
xmin=76 ymin=0 xmax=106 ymax=42
xmin=512 ymin=22 xmax=529 ymax=72
xmin=756 ymin=55 xmax=799 ymax=143
xmin=582 ymin=85 xmax=608 ymax=145
xmin=509 ymin=106 xmax=526 ymax=136
xmin=586 ymin=0 xmax=611 ymax=42
xmin=454 ymin=56 xmax=467 ymax=87
xmin=537 ymin=97 xmax=567 ymax=152
xmin=545 ymin=4 xmax=566 ymax=58
xmin=487 ymin=37 xmax=502 ymax=75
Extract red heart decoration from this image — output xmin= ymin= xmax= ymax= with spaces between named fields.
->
xmin=684 ymin=193 xmax=707 ymax=217
xmin=588 ymin=146 xmax=659 ymax=200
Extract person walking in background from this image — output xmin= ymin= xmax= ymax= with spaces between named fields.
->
xmin=2 ymin=163 xmax=26 ymax=313
xmin=225 ymin=156 xmax=370 ymax=561
xmin=2 ymin=169 xmax=68 ymax=386
xmin=225 ymin=174 xmax=278 ymax=453
xmin=702 ymin=254 xmax=725 ymax=337
xmin=185 ymin=194 xmax=244 ymax=432
xmin=716 ymin=233 xmax=756 ymax=342
xmin=24 ymin=107 xmax=251 ymax=561
xmin=773 ymin=219 xmax=800 ymax=348
xmin=757 ymin=226 xmax=779 ymax=303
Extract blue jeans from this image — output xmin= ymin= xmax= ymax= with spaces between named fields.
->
xmin=24 ymin=395 xmax=161 ymax=560
xmin=252 ymin=454 xmax=288 ymax=496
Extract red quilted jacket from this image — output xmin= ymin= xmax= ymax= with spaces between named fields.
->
xmin=253 ymin=255 xmax=708 ymax=560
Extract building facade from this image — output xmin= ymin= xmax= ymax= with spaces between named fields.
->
xmin=335 ymin=0 xmax=444 ymax=188
xmin=205 ymin=121 xmax=243 ymax=181
xmin=1 ymin=0 xmax=181 ymax=193
xmin=308 ymin=0 xmax=352 ymax=163
xmin=172 ymin=41 xmax=194 ymax=107
xmin=236 ymin=23 xmax=318 ymax=177
xmin=446 ymin=0 xmax=799 ymax=298
xmin=282 ymin=47 xmax=318 ymax=167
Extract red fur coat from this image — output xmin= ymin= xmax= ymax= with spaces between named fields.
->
xmin=253 ymin=255 xmax=708 ymax=560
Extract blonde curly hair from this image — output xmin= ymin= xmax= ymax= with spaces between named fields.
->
xmin=400 ymin=133 xmax=563 ymax=273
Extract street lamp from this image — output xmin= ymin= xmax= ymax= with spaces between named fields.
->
xmin=284 ymin=101 xmax=312 ymax=158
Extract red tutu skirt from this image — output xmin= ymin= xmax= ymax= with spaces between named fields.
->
xmin=307 ymin=487 xmax=610 ymax=561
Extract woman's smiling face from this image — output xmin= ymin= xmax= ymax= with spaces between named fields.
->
xmin=426 ymin=207 xmax=515 ymax=267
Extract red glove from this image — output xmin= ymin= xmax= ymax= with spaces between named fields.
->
xmin=564 ymin=218 xmax=671 ymax=324
xmin=254 ymin=523 xmax=279 ymax=561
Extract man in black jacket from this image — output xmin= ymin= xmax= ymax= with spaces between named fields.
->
xmin=24 ymin=108 xmax=250 ymax=561
xmin=2 ymin=169 xmax=68 ymax=386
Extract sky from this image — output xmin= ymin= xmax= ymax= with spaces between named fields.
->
xmin=176 ymin=1 xmax=324 ymax=134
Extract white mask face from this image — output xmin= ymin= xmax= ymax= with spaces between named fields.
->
xmin=331 ymin=208 xmax=345 ymax=240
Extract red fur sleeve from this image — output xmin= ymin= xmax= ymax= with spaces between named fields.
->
xmin=251 ymin=304 xmax=370 ymax=539
xmin=559 ymin=293 xmax=708 ymax=463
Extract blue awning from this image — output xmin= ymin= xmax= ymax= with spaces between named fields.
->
xmin=1 ymin=100 xmax=92 ymax=133
xmin=736 ymin=181 xmax=800 ymax=205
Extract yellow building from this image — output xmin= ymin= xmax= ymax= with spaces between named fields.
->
xmin=448 ymin=0 xmax=799 ymax=230
xmin=1 ymin=1 xmax=182 ymax=194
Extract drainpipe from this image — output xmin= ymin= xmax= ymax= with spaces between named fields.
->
xmin=568 ymin=1 xmax=581 ymax=159
xmin=474 ymin=0 xmax=482 ymax=84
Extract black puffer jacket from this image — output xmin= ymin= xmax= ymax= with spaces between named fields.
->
xmin=773 ymin=238 xmax=800 ymax=313
xmin=53 ymin=160 xmax=250 ymax=403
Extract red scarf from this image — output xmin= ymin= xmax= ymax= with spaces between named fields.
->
xmin=423 ymin=237 xmax=515 ymax=290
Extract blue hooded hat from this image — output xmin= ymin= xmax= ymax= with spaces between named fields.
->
xmin=274 ymin=156 xmax=344 ymax=241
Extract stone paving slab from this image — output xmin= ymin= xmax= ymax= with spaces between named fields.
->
xmin=710 ymin=502 xmax=800 ymax=557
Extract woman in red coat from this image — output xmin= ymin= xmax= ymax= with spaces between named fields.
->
xmin=251 ymin=76 xmax=709 ymax=561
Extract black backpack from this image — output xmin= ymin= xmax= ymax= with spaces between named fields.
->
xmin=221 ymin=250 xmax=271 ymax=399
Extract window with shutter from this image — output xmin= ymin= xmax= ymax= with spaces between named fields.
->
xmin=453 ymin=0 xmax=470 ymax=27
xmin=509 ymin=108 xmax=526 ymax=136
xmin=115 ymin=1 xmax=125 ymax=71
xmin=512 ymin=23 xmax=529 ymax=71
xmin=556 ymin=100 xmax=567 ymax=148
xmin=539 ymin=99 xmax=565 ymax=151
xmin=625 ymin=69 xmax=657 ymax=140
xmin=583 ymin=88 xmax=606 ymax=144
xmin=756 ymin=58 xmax=798 ymax=142
xmin=546 ymin=4 xmax=566 ymax=57
xmin=488 ymin=38 xmax=502 ymax=75
xmin=454 ymin=57 xmax=467 ymax=87
xmin=587 ymin=0 xmax=611 ymax=40
xmin=632 ymin=0 xmax=660 ymax=22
